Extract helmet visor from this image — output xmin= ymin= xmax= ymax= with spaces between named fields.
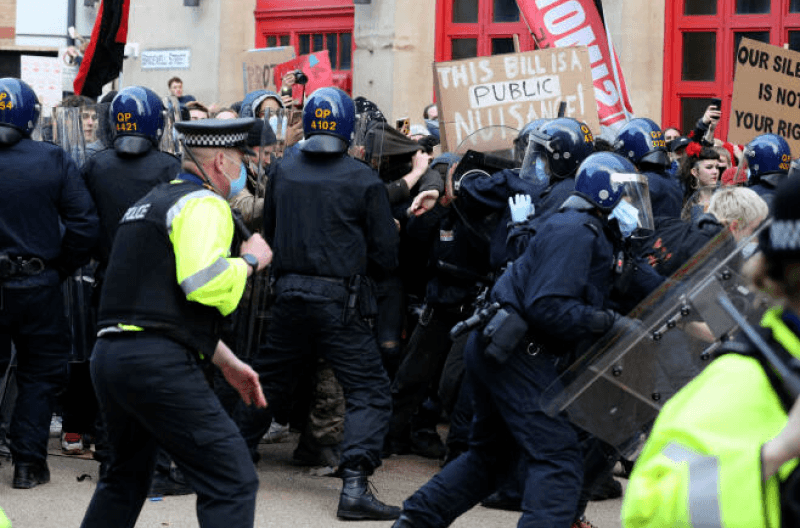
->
xmin=519 ymin=139 xmax=550 ymax=189
xmin=610 ymin=172 xmax=654 ymax=237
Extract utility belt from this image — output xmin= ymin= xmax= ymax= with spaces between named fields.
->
xmin=0 ymin=254 xmax=46 ymax=279
xmin=276 ymin=273 xmax=377 ymax=319
xmin=450 ymin=302 xmax=543 ymax=364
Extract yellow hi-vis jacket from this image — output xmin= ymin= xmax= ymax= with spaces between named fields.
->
xmin=622 ymin=307 xmax=800 ymax=528
xmin=0 ymin=506 xmax=10 ymax=527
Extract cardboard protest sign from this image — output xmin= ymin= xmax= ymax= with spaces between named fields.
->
xmin=729 ymin=38 xmax=800 ymax=155
xmin=242 ymin=46 xmax=296 ymax=95
xmin=274 ymin=51 xmax=334 ymax=103
xmin=433 ymin=46 xmax=599 ymax=152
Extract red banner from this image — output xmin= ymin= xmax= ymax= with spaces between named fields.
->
xmin=274 ymin=51 xmax=334 ymax=103
xmin=516 ymin=0 xmax=634 ymax=135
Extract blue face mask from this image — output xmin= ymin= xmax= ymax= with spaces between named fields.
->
xmin=227 ymin=162 xmax=247 ymax=199
xmin=609 ymin=200 xmax=640 ymax=238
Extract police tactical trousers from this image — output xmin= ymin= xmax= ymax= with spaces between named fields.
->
xmin=81 ymin=334 xmax=259 ymax=528
xmin=401 ymin=333 xmax=583 ymax=528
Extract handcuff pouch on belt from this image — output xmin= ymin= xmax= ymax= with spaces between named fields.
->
xmin=0 ymin=254 xmax=45 ymax=279
xmin=482 ymin=307 xmax=529 ymax=364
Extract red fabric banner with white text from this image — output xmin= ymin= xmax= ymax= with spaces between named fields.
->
xmin=516 ymin=0 xmax=634 ymax=136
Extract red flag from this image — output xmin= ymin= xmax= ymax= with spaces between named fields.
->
xmin=274 ymin=51 xmax=334 ymax=103
xmin=74 ymin=0 xmax=130 ymax=98
xmin=515 ymin=0 xmax=634 ymax=136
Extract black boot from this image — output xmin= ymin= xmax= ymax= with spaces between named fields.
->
xmin=13 ymin=460 xmax=50 ymax=489
xmin=337 ymin=467 xmax=401 ymax=520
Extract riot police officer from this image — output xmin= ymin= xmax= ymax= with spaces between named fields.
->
xmin=79 ymin=118 xmax=272 ymax=528
xmin=615 ymin=117 xmax=683 ymax=219
xmin=81 ymin=85 xmax=184 ymax=493
xmin=744 ymin=133 xmax=792 ymax=207
xmin=83 ymin=86 xmax=180 ymax=270
xmin=392 ymin=152 xmax=657 ymax=528
xmin=0 ymin=78 xmax=98 ymax=488
xmin=236 ymin=87 xmax=401 ymax=520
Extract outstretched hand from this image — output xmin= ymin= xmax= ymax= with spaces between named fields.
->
xmin=221 ymin=358 xmax=268 ymax=408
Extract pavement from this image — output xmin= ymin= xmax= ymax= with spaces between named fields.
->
xmin=0 ymin=433 xmax=624 ymax=528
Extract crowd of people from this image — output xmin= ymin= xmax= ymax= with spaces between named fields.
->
xmin=0 ymin=68 xmax=799 ymax=528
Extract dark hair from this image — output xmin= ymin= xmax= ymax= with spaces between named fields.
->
xmin=423 ymin=103 xmax=436 ymax=120
xmin=679 ymin=144 xmax=720 ymax=203
xmin=185 ymin=100 xmax=209 ymax=117
xmin=168 ymin=77 xmax=182 ymax=88
xmin=663 ymin=126 xmax=681 ymax=136
xmin=61 ymin=94 xmax=95 ymax=108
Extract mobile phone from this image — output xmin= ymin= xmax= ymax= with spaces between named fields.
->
xmin=709 ymin=97 xmax=722 ymax=111
xmin=396 ymin=117 xmax=410 ymax=135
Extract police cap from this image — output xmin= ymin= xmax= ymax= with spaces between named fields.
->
xmin=174 ymin=117 xmax=256 ymax=155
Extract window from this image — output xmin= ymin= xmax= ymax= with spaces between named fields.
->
xmin=664 ymin=0 xmax=800 ymax=139
xmin=436 ymin=0 xmax=534 ymax=62
xmin=255 ymin=0 xmax=354 ymax=94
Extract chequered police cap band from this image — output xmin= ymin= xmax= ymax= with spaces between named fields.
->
xmin=770 ymin=220 xmax=800 ymax=250
xmin=180 ymin=131 xmax=248 ymax=148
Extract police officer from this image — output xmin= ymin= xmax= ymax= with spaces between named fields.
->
xmin=614 ymin=117 xmax=683 ymax=219
xmin=235 ymin=87 xmax=401 ymax=520
xmin=392 ymin=152 xmax=657 ymax=528
xmin=744 ymin=133 xmax=792 ymax=208
xmin=622 ymin=176 xmax=800 ymax=528
xmin=0 ymin=78 xmax=98 ymax=489
xmin=83 ymin=86 xmax=180 ymax=271
xmin=79 ymin=118 xmax=272 ymax=528
xmin=82 ymin=86 xmax=185 ymax=493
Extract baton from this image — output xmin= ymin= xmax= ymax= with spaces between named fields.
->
xmin=717 ymin=293 xmax=800 ymax=399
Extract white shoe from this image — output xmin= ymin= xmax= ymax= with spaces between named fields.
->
xmin=49 ymin=415 xmax=62 ymax=438
xmin=260 ymin=420 xmax=290 ymax=444
xmin=61 ymin=432 xmax=85 ymax=455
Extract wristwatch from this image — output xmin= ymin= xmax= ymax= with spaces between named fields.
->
xmin=242 ymin=253 xmax=258 ymax=274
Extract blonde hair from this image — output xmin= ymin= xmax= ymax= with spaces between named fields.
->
xmin=706 ymin=186 xmax=768 ymax=230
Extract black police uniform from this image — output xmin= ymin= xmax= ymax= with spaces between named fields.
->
xmin=398 ymin=205 xmax=657 ymax=527
xmin=0 ymin=135 xmax=98 ymax=485
xmin=80 ymin=176 xmax=258 ymax=528
xmin=83 ymin=147 xmax=180 ymax=268
xmin=749 ymin=173 xmax=787 ymax=208
xmin=385 ymin=198 xmax=491 ymax=456
xmin=237 ymin=148 xmax=399 ymax=473
xmin=642 ymin=168 xmax=683 ymax=219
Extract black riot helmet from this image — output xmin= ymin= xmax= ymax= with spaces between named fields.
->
xmin=525 ymin=117 xmax=595 ymax=180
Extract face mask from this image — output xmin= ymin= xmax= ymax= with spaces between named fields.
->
xmin=227 ymin=162 xmax=247 ymax=199
xmin=609 ymin=200 xmax=640 ymax=238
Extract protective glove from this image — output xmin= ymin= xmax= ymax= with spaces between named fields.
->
xmin=508 ymin=194 xmax=534 ymax=223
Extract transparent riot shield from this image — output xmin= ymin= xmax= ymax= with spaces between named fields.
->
xmin=62 ymin=264 xmax=97 ymax=363
xmin=542 ymin=222 xmax=773 ymax=457
xmin=93 ymin=102 xmax=114 ymax=150
xmin=264 ymin=108 xmax=288 ymax=159
xmin=159 ymin=96 xmax=183 ymax=156
xmin=452 ymin=126 xmax=519 ymax=192
xmin=52 ymin=106 xmax=86 ymax=167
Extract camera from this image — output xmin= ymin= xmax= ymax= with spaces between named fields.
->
xmin=292 ymin=70 xmax=309 ymax=85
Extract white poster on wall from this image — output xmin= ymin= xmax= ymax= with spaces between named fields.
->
xmin=21 ymin=55 xmax=62 ymax=117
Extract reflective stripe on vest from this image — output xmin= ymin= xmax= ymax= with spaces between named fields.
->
xmin=761 ymin=307 xmax=800 ymax=360
xmin=179 ymin=256 xmax=230 ymax=295
xmin=165 ymin=189 xmax=219 ymax=234
xmin=661 ymin=442 xmax=723 ymax=528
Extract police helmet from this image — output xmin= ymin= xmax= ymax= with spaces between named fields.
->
xmin=760 ymin=176 xmax=800 ymax=267
xmin=0 ymin=78 xmax=40 ymax=140
xmin=513 ymin=118 xmax=549 ymax=162
xmin=526 ymin=117 xmax=594 ymax=179
xmin=745 ymin=133 xmax=791 ymax=183
xmin=573 ymin=152 xmax=639 ymax=212
xmin=300 ymin=87 xmax=355 ymax=154
xmin=110 ymin=86 xmax=165 ymax=153
xmin=614 ymin=117 xmax=670 ymax=169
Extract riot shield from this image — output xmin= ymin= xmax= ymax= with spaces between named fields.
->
xmin=52 ymin=106 xmax=86 ymax=167
xmin=62 ymin=263 xmax=97 ymax=363
xmin=263 ymin=108 xmax=288 ymax=159
xmin=159 ymin=96 xmax=183 ymax=156
xmin=542 ymin=222 xmax=773 ymax=457
xmin=452 ymin=126 xmax=519 ymax=191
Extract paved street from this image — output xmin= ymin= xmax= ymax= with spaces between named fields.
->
xmin=0 ymin=433 xmax=623 ymax=528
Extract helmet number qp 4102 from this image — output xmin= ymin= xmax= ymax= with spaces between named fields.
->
xmin=310 ymin=120 xmax=336 ymax=131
